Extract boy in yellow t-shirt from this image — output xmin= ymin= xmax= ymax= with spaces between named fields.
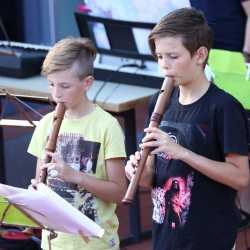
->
xmin=28 ymin=37 xmax=127 ymax=250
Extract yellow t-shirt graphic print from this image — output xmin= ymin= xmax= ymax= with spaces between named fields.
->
xmin=47 ymin=133 xmax=100 ymax=222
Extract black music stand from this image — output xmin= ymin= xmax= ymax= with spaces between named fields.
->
xmin=74 ymin=11 xmax=155 ymax=64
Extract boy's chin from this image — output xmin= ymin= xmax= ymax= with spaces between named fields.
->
xmin=62 ymin=103 xmax=71 ymax=109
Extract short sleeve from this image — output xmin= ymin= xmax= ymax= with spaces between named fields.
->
xmin=27 ymin=114 xmax=52 ymax=159
xmin=104 ymin=118 xmax=126 ymax=160
xmin=215 ymin=97 xmax=249 ymax=155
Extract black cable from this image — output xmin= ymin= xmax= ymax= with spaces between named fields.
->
xmin=102 ymin=63 xmax=144 ymax=104
xmin=93 ymin=63 xmax=142 ymax=103
xmin=10 ymin=95 xmax=43 ymax=118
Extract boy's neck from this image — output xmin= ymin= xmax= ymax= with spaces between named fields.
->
xmin=65 ymin=100 xmax=96 ymax=119
xmin=178 ymin=74 xmax=210 ymax=105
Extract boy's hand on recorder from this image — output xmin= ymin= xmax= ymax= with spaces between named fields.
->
xmin=28 ymin=179 xmax=38 ymax=190
xmin=125 ymin=151 xmax=141 ymax=180
xmin=42 ymin=152 xmax=78 ymax=183
xmin=143 ymin=127 xmax=186 ymax=160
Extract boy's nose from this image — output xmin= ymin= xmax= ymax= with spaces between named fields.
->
xmin=52 ymin=88 xmax=62 ymax=102
xmin=160 ymin=62 xmax=170 ymax=74
xmin=53 ymin=87 xmax=63 ymax=99
xmin=161 ymin=57 xmax=170 ymax=69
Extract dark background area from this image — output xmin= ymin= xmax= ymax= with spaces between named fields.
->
xmin=0 ymin=0 xmax=24 ymax=41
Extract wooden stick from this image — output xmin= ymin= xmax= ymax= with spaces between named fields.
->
xmin=79 ymin=230 xmax=90 ymax=243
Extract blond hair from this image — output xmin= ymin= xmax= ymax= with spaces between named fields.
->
xmin=42 ymin=37 xmax=96 ymax=79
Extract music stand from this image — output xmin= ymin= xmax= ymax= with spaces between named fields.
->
xmin=74 ymin=11 xmax=156 ymax=65
xmin=0 ymin=196 xmax=41 ymax=229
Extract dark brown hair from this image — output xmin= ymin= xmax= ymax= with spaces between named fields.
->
xmin=148 ymin=8 xmax=213 ymax=63
xmin=42 ymin=37 xmax=97 ymax=79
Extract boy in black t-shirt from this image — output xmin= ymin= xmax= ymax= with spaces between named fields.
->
xmin=125 ymin=8 xmax=250 ymax=250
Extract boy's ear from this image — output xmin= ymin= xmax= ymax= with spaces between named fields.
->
xmin=82 ymin=75 xmax=94 ymax=91
xmin=195 ymin=46 xmax=208 ymax=65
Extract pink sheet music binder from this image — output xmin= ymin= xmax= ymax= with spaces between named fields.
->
xmin=0 ymin=183 xmax=104 ymax=238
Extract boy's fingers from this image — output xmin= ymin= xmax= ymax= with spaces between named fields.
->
xmin=126 ymin=161 xmax=136 ymax=171
xmin=31 ymin=179 xmax=37 ymax=185
xmin=126 ymin=161 xmax=133 ymax=170
xmin=45 ymin=151 xmax=53 ymax=158
xmin=135 ymin=151 xmax=141 ymax=160
xmin=29 ymin=179 xmax=38 ymax=190
xmin=125 ymin=169 xmax=132 ymax=180
xmin=129 ymin=154 xmax=135 ymax=161
xmin=125 ymin=164 xmax=136 ymax=180
xmin=52 ymin=153 xmax=61 ymax=162
xmin=128 ymin=152 xmax=141 ymax=167
xmin=44 ymin=162 xmax=58 ymax=170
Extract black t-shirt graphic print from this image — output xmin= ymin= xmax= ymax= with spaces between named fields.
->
xmin=152 ymin=122 xmax=195 ymax=229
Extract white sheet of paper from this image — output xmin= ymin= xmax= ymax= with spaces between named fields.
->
xmin=0 ymin=183 xmax=104 ymax=237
